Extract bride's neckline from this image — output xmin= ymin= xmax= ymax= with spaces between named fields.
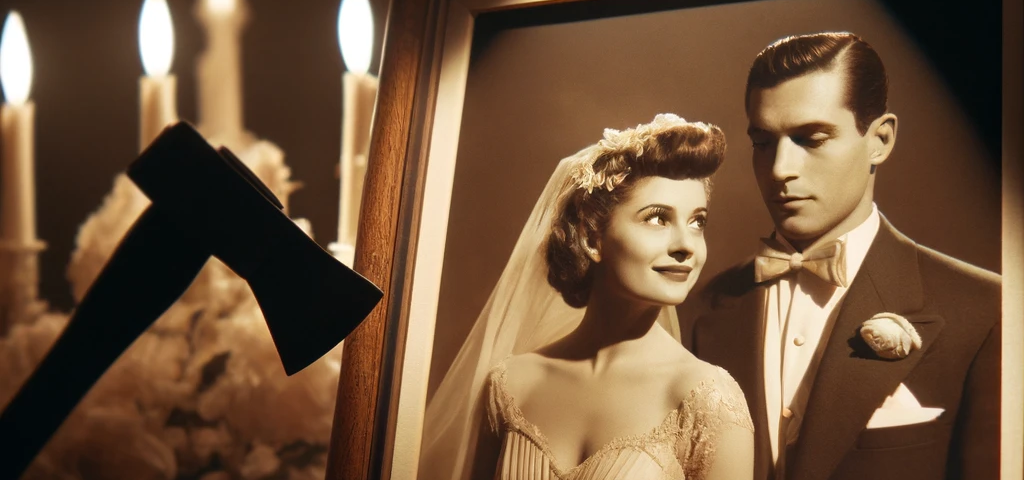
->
xmin=491 ymin=361 xmax=717 ymax=477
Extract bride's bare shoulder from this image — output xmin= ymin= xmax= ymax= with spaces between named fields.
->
xmin=501 ymin=352 xmax=560 ymax=397
xmin=501 ymin=350 xmax=581 ymax=399
xmin=667 ymin=352 xmax=738 ymax=405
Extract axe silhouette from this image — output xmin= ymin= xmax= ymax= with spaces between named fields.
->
xmin=0 ymin=122 xmax=383 ymax=479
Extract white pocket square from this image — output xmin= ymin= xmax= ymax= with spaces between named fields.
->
xmin=866 ymin=383 xmax=944 ymax=429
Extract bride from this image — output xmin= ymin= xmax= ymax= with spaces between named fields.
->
xmin=419 ymin=114 xmax=753 ymax=480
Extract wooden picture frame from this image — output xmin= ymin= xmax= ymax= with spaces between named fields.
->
xmin=326 ymin=0 xmax=1022 ymax=478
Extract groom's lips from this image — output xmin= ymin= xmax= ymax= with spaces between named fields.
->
xmin=773 ymin=195 xmax=812 ymax=209
xmin=654 ymin=265 xmax=692 ymax=281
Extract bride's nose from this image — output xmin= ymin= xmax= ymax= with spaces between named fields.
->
xmin=667 ymin=224 xmax=696 ymax=262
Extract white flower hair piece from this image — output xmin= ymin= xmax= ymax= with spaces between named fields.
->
xmin=569 ymin=113 xmax=714 ymax=194
xmin=860 ymin=312 xmax=922 ymax=359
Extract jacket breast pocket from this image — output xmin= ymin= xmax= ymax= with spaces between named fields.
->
xmin=856 ymin=420 xmax=938 ymax=450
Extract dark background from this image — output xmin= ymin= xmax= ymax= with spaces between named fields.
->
xmin=0 ymin=0 xmax=390 ymax=312
xmin=427 ymin=0 xmax=1005 ymax=399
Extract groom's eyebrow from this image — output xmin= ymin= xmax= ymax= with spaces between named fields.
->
xmin=747 ymin=122 xmax=838 ymax=137
xmin=746 ymin=125 xmax=768 ymax=137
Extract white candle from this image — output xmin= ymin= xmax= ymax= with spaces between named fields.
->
xmin=195 ymin=0 xmax=247 ymax=143
xmin=138 ymin=0 xmax=178 ymax=151
xmin=336 ymin=0 xmax=377 ymax=255
xmin=0 ymin=10 xmax=46 ymax=332
xmin=0 ymin=11 xmax=35 ymax=245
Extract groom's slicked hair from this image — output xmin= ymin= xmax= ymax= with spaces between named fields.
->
xmin=745 ymin=32 xmax=888 ymax=135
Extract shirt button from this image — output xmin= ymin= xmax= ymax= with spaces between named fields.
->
xmin=782 ymin=408 xmax=793 ymax=418
xmin=793 ymin=336 xmax=806 ymax=346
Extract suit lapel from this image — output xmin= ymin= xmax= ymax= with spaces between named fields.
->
xmin=786 ymin=218 xmax=946 ymax=480
xmin=694 ymin=264 xmax=773 ymax=480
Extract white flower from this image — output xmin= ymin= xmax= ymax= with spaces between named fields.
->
xmin=860 ymin=313 xmax=922 ymax=359
xmin=240 ymin=442 xmax=281 ymax=480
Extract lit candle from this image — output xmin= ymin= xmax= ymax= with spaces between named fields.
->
xmin=334 ymin=0 xmax=377 ymax=266
xmin=0 ymin=11 xmax=34 ymax=245
xmin=138 ymin=0 xmax=178 ymax=151
xmin=0 ymin=10 xmax=45 ymax=332
xmin=195 ymin=0 xmax=247 ymax=144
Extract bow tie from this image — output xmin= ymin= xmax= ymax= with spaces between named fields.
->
xmin=754 ymin=238 xmax=848 ymax=287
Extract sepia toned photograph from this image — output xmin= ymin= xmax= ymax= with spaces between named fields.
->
xmin=379 ymin=0 xmax=1011 ymax=479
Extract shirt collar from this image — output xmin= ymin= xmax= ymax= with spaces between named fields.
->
xmin=772 ymin=203 xmax=881 ymax=286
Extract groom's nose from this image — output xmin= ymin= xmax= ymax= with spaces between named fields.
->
xmin=771 ymin=137 xmax=802 ymax=181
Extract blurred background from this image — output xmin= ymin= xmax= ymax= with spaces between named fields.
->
xmin=0 ymin=2 xmax=391 ymax=478
xmin=0 ymin=0 xmax=390 ymax=312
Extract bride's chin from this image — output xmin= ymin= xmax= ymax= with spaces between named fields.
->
xmin=643 ymin=289 xmax=692 ymax=308
xmin=665 ymin=289 xmax=693 ymax=306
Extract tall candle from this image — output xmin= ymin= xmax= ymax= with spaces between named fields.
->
xmin=335 ymin=0 xmax=377 ymax=262
xmin=138 ymin=0 xmax=178 ymax=151
xmin=0 ymin=10 xmax=45 ymax=332
xmin=195 ymin=0 xmax=247 ymax=143
xmin=0 ymin=11 xmax=34 ymax=245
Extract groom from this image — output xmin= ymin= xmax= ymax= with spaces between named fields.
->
xmin=690 ymin=32 xmax=1000 ymax=480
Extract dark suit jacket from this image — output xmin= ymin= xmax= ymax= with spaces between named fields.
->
xmin=687 ymin=217 xmax=1001 ymax=480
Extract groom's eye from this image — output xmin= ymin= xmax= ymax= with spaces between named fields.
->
xmin=793 ymin=135 xmax=827 ymax=148
xmin=749 ymin=136 xmax=773 ymax=150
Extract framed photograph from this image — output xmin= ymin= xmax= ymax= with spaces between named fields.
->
xmin=330 ymin=0 xmax=1021 ymax=478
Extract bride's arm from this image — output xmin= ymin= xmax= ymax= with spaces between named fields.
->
xmin=468 ymin=370 xmax=506 ymax=479
xmin=703 ymin=417 xmax=754 ymax=480
xmin=469 ymin=410 xmax=503 ymax=479
xmin=680 ymin=367 xmax=755 ymax=480
xmin=704 ymin=371 xmax=755 ymax=480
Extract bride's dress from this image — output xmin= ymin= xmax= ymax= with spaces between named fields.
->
xmin=486 ymin=363 xmax=753 ymax=480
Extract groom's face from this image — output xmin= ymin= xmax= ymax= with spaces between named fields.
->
xmin=746 ymin=69 xmax=878 ymax=250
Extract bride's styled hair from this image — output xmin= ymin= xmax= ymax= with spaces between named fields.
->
xmin=546 ymin=114 xmax=726 ymax=308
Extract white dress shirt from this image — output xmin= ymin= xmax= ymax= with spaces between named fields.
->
xmin=763 ymin=204 xmax=881 ymax=469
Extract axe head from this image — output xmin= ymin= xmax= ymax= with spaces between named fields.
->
xmin=128 ymin=122 xmax=383 ymax=375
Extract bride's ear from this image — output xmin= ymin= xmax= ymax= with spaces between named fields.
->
xmin=582 ymin=236 xmax=601 ymax=263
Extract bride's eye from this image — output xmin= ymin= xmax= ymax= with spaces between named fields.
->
xmin=642 ymin=207 xmax=669 ymax=226
xmin=689 ymin=214 xmax=708 ymax=231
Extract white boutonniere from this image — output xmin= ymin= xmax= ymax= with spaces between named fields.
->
xmin=859 ymin=312 xmax=922 ymax=359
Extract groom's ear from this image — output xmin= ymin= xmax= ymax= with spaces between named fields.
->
xmin=868 ymin=113 xmax=898 ymax=167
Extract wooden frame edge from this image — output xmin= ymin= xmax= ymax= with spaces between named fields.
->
xmin=326 ymin=0 xmax=435 ymax=478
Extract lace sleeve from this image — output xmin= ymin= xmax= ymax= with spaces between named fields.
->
xmin=485 ymin=364 xmax=507 ymax=435
xmin=677 ymin=367 xmax=755 ymax=480
xmin=709 ymin=367 xmax=754 ymax=432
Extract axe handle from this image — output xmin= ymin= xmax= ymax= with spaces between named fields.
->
xmin=0 ymin=206 xmax=209 ymax=479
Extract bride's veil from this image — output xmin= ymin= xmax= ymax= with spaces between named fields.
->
xmin=417 ymin=143 xmax=681 ymax=480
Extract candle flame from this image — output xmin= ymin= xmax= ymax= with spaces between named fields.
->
xmin=337 ymin=0 xmax=373 ymax=75
xmin=138 ymin=0 xmax=175 ymax=76
xmin=206 ymin=0 xmax=237 ymax=15
xmin=0 ymin=11 xmax=32 ymax=105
